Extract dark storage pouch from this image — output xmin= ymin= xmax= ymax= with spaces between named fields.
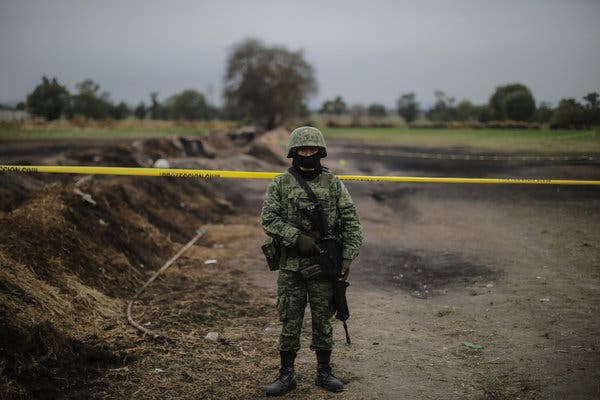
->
xmin=299 ymin=263 xmax=322 ymax=279
xmin=261 ymin=236 xmax=280 ymax=271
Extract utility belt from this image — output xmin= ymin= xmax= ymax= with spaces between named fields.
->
xmin=286 ymin=240 xmax=324 ymax=279
xmin=261 ymin=237 xmax=321 ymax=279
xmin=290 ymin=255 xmax=322 ymax=279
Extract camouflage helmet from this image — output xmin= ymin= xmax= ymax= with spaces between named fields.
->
xmin=286 ymin=126 xmax=327 ymax=158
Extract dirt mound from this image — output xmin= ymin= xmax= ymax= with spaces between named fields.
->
xmin=247 ymin=128 xmax=289 ymax=166
xmin=0 ymin=172 xmax=69 ymax=213
xmin=0 ymin=174 xmax=239 ymax=398
xmin=62 ymin=146 xmax=142 ymax=167
xmin=197 ymin=126 xmax=257 ymax=156
xmin=134 ymin=136 xmax=216 ymax=161
xmin=0 ymin=128 xmax=295 ymax=398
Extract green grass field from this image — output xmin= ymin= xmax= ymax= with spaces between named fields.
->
xmin=1 ymin=123 xmax=598 ymax=154
xmin=322 ymin=127 xmax=600 ymax=153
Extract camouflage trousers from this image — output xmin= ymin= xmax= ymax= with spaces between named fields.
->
xmin=277 ymin=269 xmax=334 ymax=352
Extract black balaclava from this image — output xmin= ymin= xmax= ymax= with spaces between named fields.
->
xmin=292 ymin=152 xmax=322 ymax=181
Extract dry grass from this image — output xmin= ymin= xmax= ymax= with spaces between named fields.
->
xmin=0 ymin=119 xmax=240 ymax=140
xmin=0 ymin=153 xmax=270 ymax=399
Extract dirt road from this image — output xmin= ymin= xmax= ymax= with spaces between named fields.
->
xmin=1 ymin=134 xmax=599 ymax=399
xmin=338 ymin=143 xmax=599 ymax=399
xmin=231 ymin=140 xmax=600 ymax=399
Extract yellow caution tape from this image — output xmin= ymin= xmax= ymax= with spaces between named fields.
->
xmin=1 ymin=165 xmax=600 ymax=185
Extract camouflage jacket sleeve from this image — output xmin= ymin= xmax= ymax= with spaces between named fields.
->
xmin=336 ymin=178 xmax=363 ymax=260
xmin=261 ymin=175 xmax=300 ymax=247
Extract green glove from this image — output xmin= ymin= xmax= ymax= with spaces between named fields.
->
xmin=340 ymin=259 xmax=352 ymax=281
xmin=296 ymin=234 xmax=319 ymax=257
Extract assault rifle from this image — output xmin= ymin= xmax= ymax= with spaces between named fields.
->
xmin=288 ymin=167 xmax=351 ymax=344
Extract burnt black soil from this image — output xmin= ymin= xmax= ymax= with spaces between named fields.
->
xmin=335 ymin=142 xmax=600 ymax=300
xmin=338 ymin=143 xmax=600 ymax=178
xmin=354 ymin=247 xmax=501 ymax=297
xmin=340 ymin=142 xmax=600 ymax=206
xmin=0 ymin=318 xmax=126 ymax=400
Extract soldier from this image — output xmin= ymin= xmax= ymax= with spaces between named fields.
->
xmin=261 ymin=126 xmax=363 ymax=396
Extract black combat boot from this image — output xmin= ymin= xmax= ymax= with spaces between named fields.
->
xmin=266 ymin=351 xmax=297 ymax=396
xmin=315 ymin=350 xmax=344 ymax=392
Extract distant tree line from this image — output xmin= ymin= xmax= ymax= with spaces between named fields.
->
xmin=320 ymin=84 xmax=599 ymax=129
xmin=24 ymin=77 xmax=220 ymax=122
xmin=15 ymin=37 xmax=600 ymax=130
xmin=21 ymin=38 xmax=317 ymax=130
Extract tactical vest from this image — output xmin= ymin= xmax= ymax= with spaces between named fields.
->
xmin=279 ymin=170 xmax=342 ymax=271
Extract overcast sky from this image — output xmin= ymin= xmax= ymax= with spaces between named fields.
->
xmin=1 ymin=0 xmax=599 ymax=108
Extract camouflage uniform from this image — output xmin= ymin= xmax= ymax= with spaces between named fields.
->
xmin=261 ymin=132 xmax=363 ymax=353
